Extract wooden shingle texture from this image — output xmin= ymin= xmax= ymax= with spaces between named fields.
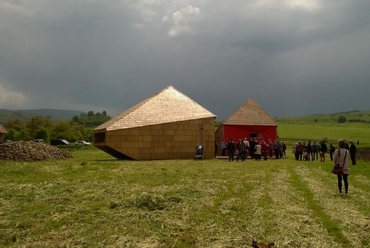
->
xmin=223 ymin=98 xmax=277 ymax=126
xmin=95 ymin=85 xmax=216 ymax=131
xmin=94 ymin=85 xmax=217 ymax=160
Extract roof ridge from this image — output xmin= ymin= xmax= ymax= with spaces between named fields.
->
xmin=223 ymin=98 xmax=276 ymax=126
xmin=94 ymin=85 xmax=216 ymax=131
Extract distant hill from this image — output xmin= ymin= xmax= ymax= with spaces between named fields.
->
xmin=275 ymin=109 xmax=370 ymax=124
xmin=0 ymin=108 xmax=85 ymax=124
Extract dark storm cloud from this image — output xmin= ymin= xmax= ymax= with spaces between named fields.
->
xmin=1 ymin=0 xmax=370 ymax=120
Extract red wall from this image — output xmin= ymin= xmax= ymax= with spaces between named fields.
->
xmin=224 ymin=125 xmax=277 ymax=143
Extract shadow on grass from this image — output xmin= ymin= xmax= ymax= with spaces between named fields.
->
xmin=95 ymin=159 xmax=123 ymax=162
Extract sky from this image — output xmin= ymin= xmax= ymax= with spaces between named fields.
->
xmin=1 ymin=0 xmax=370 ymax=120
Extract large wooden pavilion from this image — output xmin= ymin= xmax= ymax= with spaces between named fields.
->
xmin=93 ymin=86 xmax=216 ymax=160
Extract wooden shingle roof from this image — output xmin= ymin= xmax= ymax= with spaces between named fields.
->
xmin=223 ymin=98 xmax=277 ymax=126
xmin=0 ymin=124 xmax=7 ymax=134
xmin=94 ymin=85 xmax=216 ymax=131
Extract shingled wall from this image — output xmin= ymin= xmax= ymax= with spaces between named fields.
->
xmin=94 ymin=117 xmax=215 ymax=160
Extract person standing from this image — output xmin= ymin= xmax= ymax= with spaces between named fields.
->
xmin=273 ymin=140 xmax=280 ymax=159
xmin=296 ymin=142 xmax=304 ymax=161
xmin=268 ymin=139 xmax=273 ymax=158
xmin=227 ymin=139 xmax=235 ymax=161
xmin=239 ymin=139 xmax=247 ymax=162
xmin=312 ymin=141 xmax=319 ymax=161
xmin=293 ymin=143 xmax=298 ymax=160
xmin=249 ymin=138 xmax=256 ymax=159
xmin=349 ymin=140 xmax=357 ymax=165
xmin=329 ymin=143 xmax=335 ymax=161
xmin=320 ymin=141 xmax=328 ymax=162
xmin=333 ymin=139 xmax=350 ymax=194
xmin=243 ymin=138 xmax=250 ymax=159
xmin=261 ymin=141 xmax=268 ymax=160
xmin=306 ymin=140 xmax=312 ymax=161
xmin=279 ymin=141 xmax=284 ymax=158
xmin=254 ymin=142 xmax=262 ymax=160
xmin=281 ymin=141 xmax=287 ymax=157
xmin=221 ymin=140 xmax=227 ymax=156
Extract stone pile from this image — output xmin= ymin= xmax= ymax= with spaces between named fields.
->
xmin=0 ymin=141 xmax=73 ymax=161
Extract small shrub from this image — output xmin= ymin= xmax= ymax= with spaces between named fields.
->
xmin=338 ymin=115 xmax=347 ymax=123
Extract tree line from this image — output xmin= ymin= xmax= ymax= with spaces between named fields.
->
xmin=2 ymin=111 xmax=111 ymax=142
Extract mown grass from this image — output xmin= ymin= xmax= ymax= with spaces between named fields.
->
xmin=1 ymin=146 xmax=369 ymax=247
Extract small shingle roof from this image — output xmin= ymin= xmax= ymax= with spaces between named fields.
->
xmin=95 ymin=85 xmax=216 ymax=131
xmin=0 ymin=124 xmax=7 ymax=134
xmin=223 ymin=98 xmax=277 ymax=126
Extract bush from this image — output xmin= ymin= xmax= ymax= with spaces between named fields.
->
xmin=348 ymin=119 xmax=366 ymax=123
xmin=338 ymin=115 xmax=347 ymax=123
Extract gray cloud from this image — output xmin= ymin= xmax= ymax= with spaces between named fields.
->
xmin=1 ymin=0 xmax=370 ymax=120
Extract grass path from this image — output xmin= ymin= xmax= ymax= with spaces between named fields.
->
xmin=296 ymin=164 xmax=370 ymax=247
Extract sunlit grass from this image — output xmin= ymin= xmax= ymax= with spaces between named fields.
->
xmin=1 ymin=147 xmax=369 ymax=247
xmin=277 ymin=123 xmax=370 ymax=148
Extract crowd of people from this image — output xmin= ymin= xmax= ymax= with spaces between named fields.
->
xmin=216 ymin=138 xmax=287 ymax=162
xmin=214 ymin=136 xmax=359 ymax=195
xmin=292 ymin=139 xmax=357 ymax=165
xmin=291 ymin=138 xmax=358 ymax=195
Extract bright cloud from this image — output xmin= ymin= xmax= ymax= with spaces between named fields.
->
xmin=164 ymin=4 xmax=201 ymax=37
xmin=286 ymin=0 xmax=320 ymax=11
xmin=130 ymin=0 xmax=160 ymax=23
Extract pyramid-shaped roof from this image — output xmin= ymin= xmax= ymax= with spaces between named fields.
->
xmin=223 ymin=98 xmax=277 ymax=126
xmin=95 ymin=85 xmax=216 ymax=131
xmin=0 ymin=124 xmax=7 ymax=134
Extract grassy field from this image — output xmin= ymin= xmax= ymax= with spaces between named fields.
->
xmin=277 ymin=123 xmax=370 ymax=148
xmin=275 ymin=110 xmax=370 ymax=148
xmin=275 ymin=110 xmax=370 ymax=124
xmin=1 ymin=146 xmax=369 ymax=247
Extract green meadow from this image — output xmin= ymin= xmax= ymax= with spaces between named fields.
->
xmin=1 ymin=118 xmax=370 ymax=247
xmin=278 ymin=123 xmax=370 ymax=148
xmin=276 ymin=110 xmax=370 ymax=148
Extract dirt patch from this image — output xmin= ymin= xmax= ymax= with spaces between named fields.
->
xmin=357 ymin=148 xmax=370 ymax=161
xmin=0 ymin=141 xmax=73 ymax=161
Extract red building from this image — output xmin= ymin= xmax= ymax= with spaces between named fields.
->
xmin=215 ymin=98 xmax=277 ymax=155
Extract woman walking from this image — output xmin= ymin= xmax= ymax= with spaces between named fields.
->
xmin=333 ymin=139 xmax=350 ymax=194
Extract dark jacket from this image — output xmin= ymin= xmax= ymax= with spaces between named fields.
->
xmin=227 ymin=141 xmax=235 ymax=152
xmin=349 ymin=144 xmax=356 ymax=154
xmin=320 ymin=143 xmax=327 ymax=153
